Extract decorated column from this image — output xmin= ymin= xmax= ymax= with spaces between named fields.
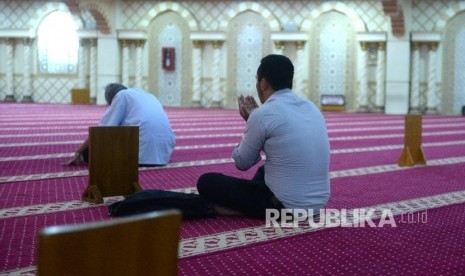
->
xmin=4 ymin=38 xmax=15 ymax=102
xmin=22 ymin=38 xmax=33 ymax=102
xmin=90 ymin=39 xmax=97 ymax=104
xmin=273 ymin=41 xmax=283 ymax=55
xmin=121 ymin=40 xmax=130 ymax=86
xmin=358 ymin=42 xmax=369 ymax=112
xmin=374 ymin=42 xmax=386 ymax=112
xmin=134 ymin=40 xmax=144 ymax=89
xmin=211 ymin=40 xmax=223 ymax=107
xmin=77 ymin=39 xmax=87 ymax=89
xmin=294 ymin=41 xmax=306 ymax=98
xmin=409 ymin=42 xmax=421 ymax=113
xmin=191 ymin=40 xmax=202 ymax=107
xmin=426 ymin=42 xmax=438 ymax=114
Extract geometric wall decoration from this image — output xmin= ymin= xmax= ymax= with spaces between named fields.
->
xmin=148 ymin=11 xmax=192 ymax=107
xmin=236 ymin=25 xmax=262 ymax=98
xmin=308 ymin=11 xmax=357 ymax=111
xmin=158 ymin=24 xmax=182 ymax=107
xmin=319 ymin=20 xmax=347 ymax=97
xmin=226 ymin=11 xmax=271 ymax=108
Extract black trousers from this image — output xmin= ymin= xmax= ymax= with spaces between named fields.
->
xmin=197 ymin=166 xmax=284 ymax=219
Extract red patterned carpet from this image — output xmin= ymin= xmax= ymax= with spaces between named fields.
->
xmin=1 ymin=103 xmax=465 ymax=275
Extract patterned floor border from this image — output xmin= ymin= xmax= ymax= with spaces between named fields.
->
xmin=0 ymin=143 xmax=239 ymax=162
xmin=2 ymin=120 xmax=465 ymax=141
xmin=324 ymin=117 xmax=463 ymax=126
xmin=0 ymin=133 xmax=244 ymax=149
xmin=2 ymin=190 xmax=464 ymax=275
xmin=0 ymin=116 xmax=241 ymax=127
xmin=178 ymin=190 xmax=465 ymax=258
xmin=326 ymin=122 xmax=465 ymax=133
xmin=0 ymin=112 xmax=412 ymax=123
xmin=0 ymin=187 xmax=198 ymax=219
xmin=2 ymin=155 xmax=465 ymax=219
xmin=0 ymin=120 xmax=244 ymax=132
xmin=3 ymin=136 xmax=465 ymax=163
xmin=2 ymin=128 xmax=465 ymax=149
xmin=2 ymin=139 xmax=465 ymax=183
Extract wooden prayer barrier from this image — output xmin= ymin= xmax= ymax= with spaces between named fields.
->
xmin=37 ymin=210 xmax=182 ymax=276
xmin=398 ymin=114 xmax=427 ymax=167
xmin=71 ymin=88 xmax=90 ymax=104
xmin=82 ymin=126 xmax=141 ymax=204
xmin=320 ymin=94 xmax=345 ymax=112
xmin=321 ymin=105 xmax=345 ymax=112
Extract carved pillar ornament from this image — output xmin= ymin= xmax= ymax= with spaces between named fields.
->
xmin=374 ymin=42 xmax=386 ymax=112
xmin=191 ymin=40 xmax=203 ymax=106
xmin=89 ymin=39 xmax=97 ymax=103
xmin=409 ymin=42 xmax=421 ymax=113
xmin=22 ymin=38 xmax=33 ymax=102
xmin=273 ymin=41 xmax=283 ymax=55
xmin=134 ymin=40 xmax=145 ymax=88
xmin=426 ymin=42 xmax=439 ymax=114
xmin=77 ymin=39 xmax=88 ymax=89
xmin=211 ymin=41 xmax=223 ymax=107
xmin=121 ymin=40 xmax=130 ymax=86
xmin=358 ymin=41 xmax=369 ymax=112
xmin=4 ymin=38 xmax=15 ymax=102
xmin=294 ymin=41 xmax=306 ymax=98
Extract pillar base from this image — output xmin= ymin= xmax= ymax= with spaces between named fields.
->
xmin=192 ymin=100 xmax=201 ymax=108
xmin=3 ymin=95 xmax=15 ymax=102
xmin=90 ymin=97 xmax=96 ymax=105
xmin=21 ymin=95 xmax=33 ymax=103
xmin=373 ymin=106 xmax=385 ymax=113
xmin=409 ymin=108 xmax=422 ymax=115
xmin=358 ymin=105 xmax=369 ymax=113
xmin=211 ymin=101 xmax=222 ymax=108
xmin=425 ymin=108 xmax=438 ymax=115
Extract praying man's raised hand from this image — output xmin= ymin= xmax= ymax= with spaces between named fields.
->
xmin=238 ymin=95 xmax=259 ymax=121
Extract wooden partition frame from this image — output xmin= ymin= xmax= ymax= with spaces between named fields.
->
xmin=82 ymin=126 xmax=141 ymax=203
xmin=37 ymin=210 xmax=181 ymax=276
xmin=398 ymin=115 xmax=427 ymax=167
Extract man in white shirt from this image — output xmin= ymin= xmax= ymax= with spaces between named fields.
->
xmin=197 ymin=55 xmax=330 ymax=219
xmin=67 ymin=83 xmax=175 ymax=166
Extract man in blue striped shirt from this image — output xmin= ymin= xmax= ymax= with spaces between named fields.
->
xmin=197 ymin=54 xmax=330 ymax=219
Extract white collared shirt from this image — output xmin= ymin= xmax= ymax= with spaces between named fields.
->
xmin=99 ymin=88 xmax=175 ymax=165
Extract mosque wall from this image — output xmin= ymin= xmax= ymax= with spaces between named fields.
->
xmin=0 ymin=0 xmax=464 ymax=114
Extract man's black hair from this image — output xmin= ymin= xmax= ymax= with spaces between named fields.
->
xmin=256 ymin=54 xmax=294 ymax=91
xmin=105 ymin=83 xmax=127 ymax=105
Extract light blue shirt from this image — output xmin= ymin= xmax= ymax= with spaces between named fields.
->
xmin=99 ymin=88 xmax=175 ymax=165
xmin=232 ymin=89 xmax=330 ymax=211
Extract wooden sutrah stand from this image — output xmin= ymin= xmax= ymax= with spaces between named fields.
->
xmin=398 ymin=115 xmax=427 ymax=167
xmin=82 ymin=126 xmax=141 ymax=204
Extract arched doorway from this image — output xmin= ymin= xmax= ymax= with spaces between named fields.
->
xmin=307 ymin=11 xmax=357 ymax=111
xmin=442 ymin=12 xmax=465 ymax=114
xmin=148 ymin=11 xmax=192 ymax=107
xmin=226 ymin=11 xmax=271 ymax=108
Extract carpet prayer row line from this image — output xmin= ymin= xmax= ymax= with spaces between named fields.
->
xmin=3 ymin=158 xmax=465 ymax=218
xmin=2 ymin=138 xmax=465 ymax=166
xmin=2 ymin=137 xmax=465 ymax=181
xmin=2 ymin=125 xmax=465 ymax=142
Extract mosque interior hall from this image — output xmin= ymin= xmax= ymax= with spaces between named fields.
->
xmin=1 ymin=0 xmax=465 ymax=275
